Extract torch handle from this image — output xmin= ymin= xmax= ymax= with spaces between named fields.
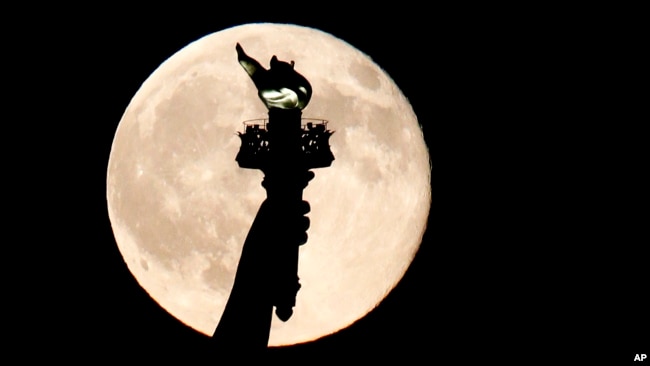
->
xmin=261 ymin=169 xmax=313 ymax=321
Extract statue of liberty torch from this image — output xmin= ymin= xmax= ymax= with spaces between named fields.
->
xmin=212 ymin=43 xmax=334 ymax=351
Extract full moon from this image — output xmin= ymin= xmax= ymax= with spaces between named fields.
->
xmin=106 ymin=23 xmax=431 ymax=346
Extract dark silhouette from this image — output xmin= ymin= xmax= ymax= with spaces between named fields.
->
xmin=211 ymin=44 xmax=334 ymax=355
xmin=210 ymin=195 xmax=312 ymax=352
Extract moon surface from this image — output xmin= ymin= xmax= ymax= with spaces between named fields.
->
xmin=106 ymin=23 xmax=431 ymax=346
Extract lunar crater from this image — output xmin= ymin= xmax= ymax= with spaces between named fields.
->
xmin=349 ymin=60 xmax=381 ymax=91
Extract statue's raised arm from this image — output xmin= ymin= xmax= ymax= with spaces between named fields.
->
xmin=236 ymin=43 xmax=312 ymax=110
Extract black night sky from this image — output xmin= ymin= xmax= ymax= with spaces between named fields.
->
xmin=26 ymin=7 xmax=646 ymax=364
